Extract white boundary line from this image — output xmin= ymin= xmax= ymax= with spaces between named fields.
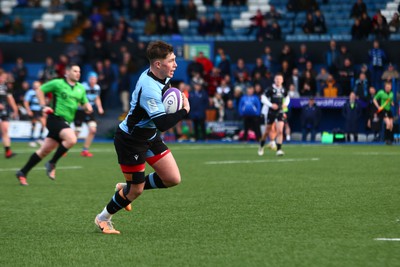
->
xmin=205 ymin=158 xmax=320 ymax=165
xmin=374 ymin=238 xmax=400 ymax=241
xmin=0 ymin=166 xmax=82 ymax=172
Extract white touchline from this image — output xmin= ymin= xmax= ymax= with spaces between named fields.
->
xmin=0 ymin=166 xmax=83 ymax=172
xmin=374 ymin=238 xmax=400 ymax=241
xmin=205 ymin=158 xmax=320 ymax=165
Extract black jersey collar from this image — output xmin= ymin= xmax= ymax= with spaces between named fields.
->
xmin=147 ymin=70 xmax=167 ymax=85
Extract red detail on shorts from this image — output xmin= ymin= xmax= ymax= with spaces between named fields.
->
xmin=146 ymin=149 xmax=170 ymax=165
xmin=120 ymin=163 xmax=145 ymax=173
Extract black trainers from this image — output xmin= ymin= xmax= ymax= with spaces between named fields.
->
xmin=45 ymin=162 xmax=56 ymax=180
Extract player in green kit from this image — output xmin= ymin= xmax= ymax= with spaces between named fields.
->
xmin=16 ymin=64 xmax=93 ymax=186
xmin=373 ymin=81 xmax=394 ymax=145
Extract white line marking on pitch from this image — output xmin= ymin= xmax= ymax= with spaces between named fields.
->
xmin=374 ymin=238 xmax=400 ymax=241
xmin=205 ymin=158 xmax=320 ymax=165
xmin=0 ymin=166 xmax=83 ymax=172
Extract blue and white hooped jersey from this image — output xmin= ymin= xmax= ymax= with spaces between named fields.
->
xmin=82 ymin=82 xmax=101 ymax=106
xmin=24 ymin=89 xmax=41 ymax=111
xmin=119 ymin=68 xmax=170 ymax=136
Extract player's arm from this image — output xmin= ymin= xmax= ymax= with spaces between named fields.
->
xmin=7 ymin=94 xmax=19 ymax=118
xmin=152 ymin=94 xmax=190 ymax=132
xmin=37 ymin=86 xmax=53 ymax=114
xmin=95 ymin=95 xmax=104 ymax=115
xmin=372 ymin=93 xmax=380 ymax=110
xmin=83 ymin=102 xmax=93 ymax=114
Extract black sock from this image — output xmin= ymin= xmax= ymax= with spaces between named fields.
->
xmin=144 ymin=173 xmax=167 ymax=190
xmin=260 ymin=140 xmax=265 ymax=147
xmin=49 ymin=144 xmax=68 ymax=164
xmin=106 ymin=190 xmax=131 ymax=214
xmin=277 ymin=143 xmax=282 ymax=150
xmin=20 ymin=153 xmax=42 ymax=175
xmin=5 ymin=146 xmax=10 ymax=152
xmin=384 ymin=129 xmax=389 ymax=141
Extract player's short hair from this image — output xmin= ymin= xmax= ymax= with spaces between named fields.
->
xmin=146 ymin=41 xmax=174 ymax=63
xmin=65 ymin=63 xmax=80 ymax=70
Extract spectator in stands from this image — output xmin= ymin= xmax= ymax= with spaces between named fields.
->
xmin=313 ymin=9 xmax=327 ymax=34
xmin=337 ymin=44 xmax=353 ymax=70
xmin=302 ymin=12 xmax=315 ymax=34
xmin=165 ymin=15 xmax=180 ymax=35
xmin=368 ymin=40 xmax=387 ymax=89
xmin=388 ymin=12 xmax=400 ymax=34
xmin=304 ymin=60 xmax=317 ymax=79
xmin=353 ymin=72 xmax=369 ymax=102
xmin=315 ymin=67 xmax=329 ymax=96
xmin=187 ymin=57 xmax=204 ymax=81
xmin=210 ymin=11 xmax=225 ymax=36
xmin=359 ymin=11 xmax=372 ymax=38
xmin=55 ymin=54 xmax=68 ymax=78
xmin=153 ymin=0 xmax=167 ymax=17
xmin=89 ymin=6 xmax=103 ymax=27
xmin=270 ymin=21 xmax=282 ymax=40
xmin=11 ymin=16 xmax=25 ymax=35
xmin=238 ymin=85 xmax=262 ymax=142
xmin=170 ymin=0 xmax=187 ymax=20
xmin=109 ymin=0 xmax=125 ymax=15
xmin=211 ymin=92 xmax=224 ymax=121
xmin=286 ymin=0 xmax=299 ymax=12
xmin=48 ymin=0 xmax=64 ymax=13
xmin=324 ymin=39 xmax=340 ymax=76
xmin=337 ymin=58 xmax=355 ymax=96
xmin=280 ymin=60 xmax=292 ymax=85
xmin=185 ymin=0 xmax=198 ymax=21
xmin=296 ymin=44 xmax=310 ymax=72
xmin=247 ymin=9 xmax=264 ymax=35
xmin=64 ymin=38 xmax=86 ymax=66
xmin=112 ymin=19 xmax=129 ymax=41
xmin=38 ymin=56 xmax=57 ymax=83
xmin=129 ymin=0 xmax=144 ymax=20
xmin=0 ymin=18 xmax=12 ymax=34
xmin=144 ymin=13 xmax=158 ymax=36
xmin=357 ymin=63 xmax=371 ymax=82
xmin=265 ymin=5 xmax=281 ymax=22
xmin=256 ymin=18 xmax=272 ymax=42
xmin=233 ymin=72 xmax=252 ymax=94
xmin=232 ymin=58 xmax=250 ymax=83
xmin=299 ymin=70 xmax=317 ymax=96
xmin=32 ymin=23 xmax=48 ymax=43
xmin=87 ymin=37 xmax=110 ymax=66
xmin=215 ymin=48 xmax=231 ymax=77
xmin=261 ymin=45 xmax=274 ymax=72
xmin=95 ymin=59 xmax=115 ymax=109
xmin=92 ymin=22 xmax=107 ymax=42
xmin=216 ymin=76 xmax=233 ymax=103
xmin=157 ymin=14 xmax=169 ymax=35
xmin=117 ymin=64 xmax=131 ymax=117
xmin=224 ymin=99 xmax=240 ymax=121
xmin=196 ymin=51 xmax=213 ymax=76
xmin=197 ymin=15 xmax=212 ymax=36
xmin=288 ymin=83 xmax=300 ymax=98
xmin=102 ymin=10 xmax=117 ymax=31
xmin=251 ymin=57 xmax=267 ymax=80
xmin=205 ymin=67 xmax=222 ymax=97
xmin=372 ymin=13 xmax=389 ymax=40
xmin=350 ymin=0 xmax=367 ymax=19
xmin=189 ymin=80 xmax=209 ymax=141
xmin=279 ymin=44 xmax=295 ymax=73
xmin=342 ymin=92 xmax=362 ymax=142
xmin=301 ymin=96 xmax=321 ymax=142
xmin=381 ymin=63 xmax=399 ymax=82
xmin=323 ymin=74 xmax=338 ymax=97
xmin=80 ymin=18 xmax=93 ymax=42
xmin=351 ymin=18 xmax=365 ymax=40
xmin=286 ymin=67 xmax=301 ymax=95
xmin=11 ymin=57 xmax=28 ymax=90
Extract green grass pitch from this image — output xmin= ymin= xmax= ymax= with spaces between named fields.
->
xmin=1 ymin=142 xmax=399 ymax=266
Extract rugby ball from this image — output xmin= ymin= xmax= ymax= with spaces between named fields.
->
xmin=162 ymin=87 xmax=183 ymax=114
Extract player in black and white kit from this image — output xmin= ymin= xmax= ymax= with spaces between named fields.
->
xmin=258 ymin=73 xmax=289 ymax=156
xmin=0 ymin=72 xmax=19 ymax=158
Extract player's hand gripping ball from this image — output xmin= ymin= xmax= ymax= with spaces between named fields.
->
xmin=162 ymin=87 xmax=183 ymax=114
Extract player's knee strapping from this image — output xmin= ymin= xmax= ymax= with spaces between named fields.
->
xmin=144 ymin=172 xmax=166 ymax=190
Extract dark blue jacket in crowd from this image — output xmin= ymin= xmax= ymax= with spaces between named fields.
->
xmin=188 ymin=88 xmax=209 ymax=120
xmin=238 ymin=95 xmax=261 ymax=117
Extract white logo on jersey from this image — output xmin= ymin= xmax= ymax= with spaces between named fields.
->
xmin=147 ymin=99 xmax=159 ymax=113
